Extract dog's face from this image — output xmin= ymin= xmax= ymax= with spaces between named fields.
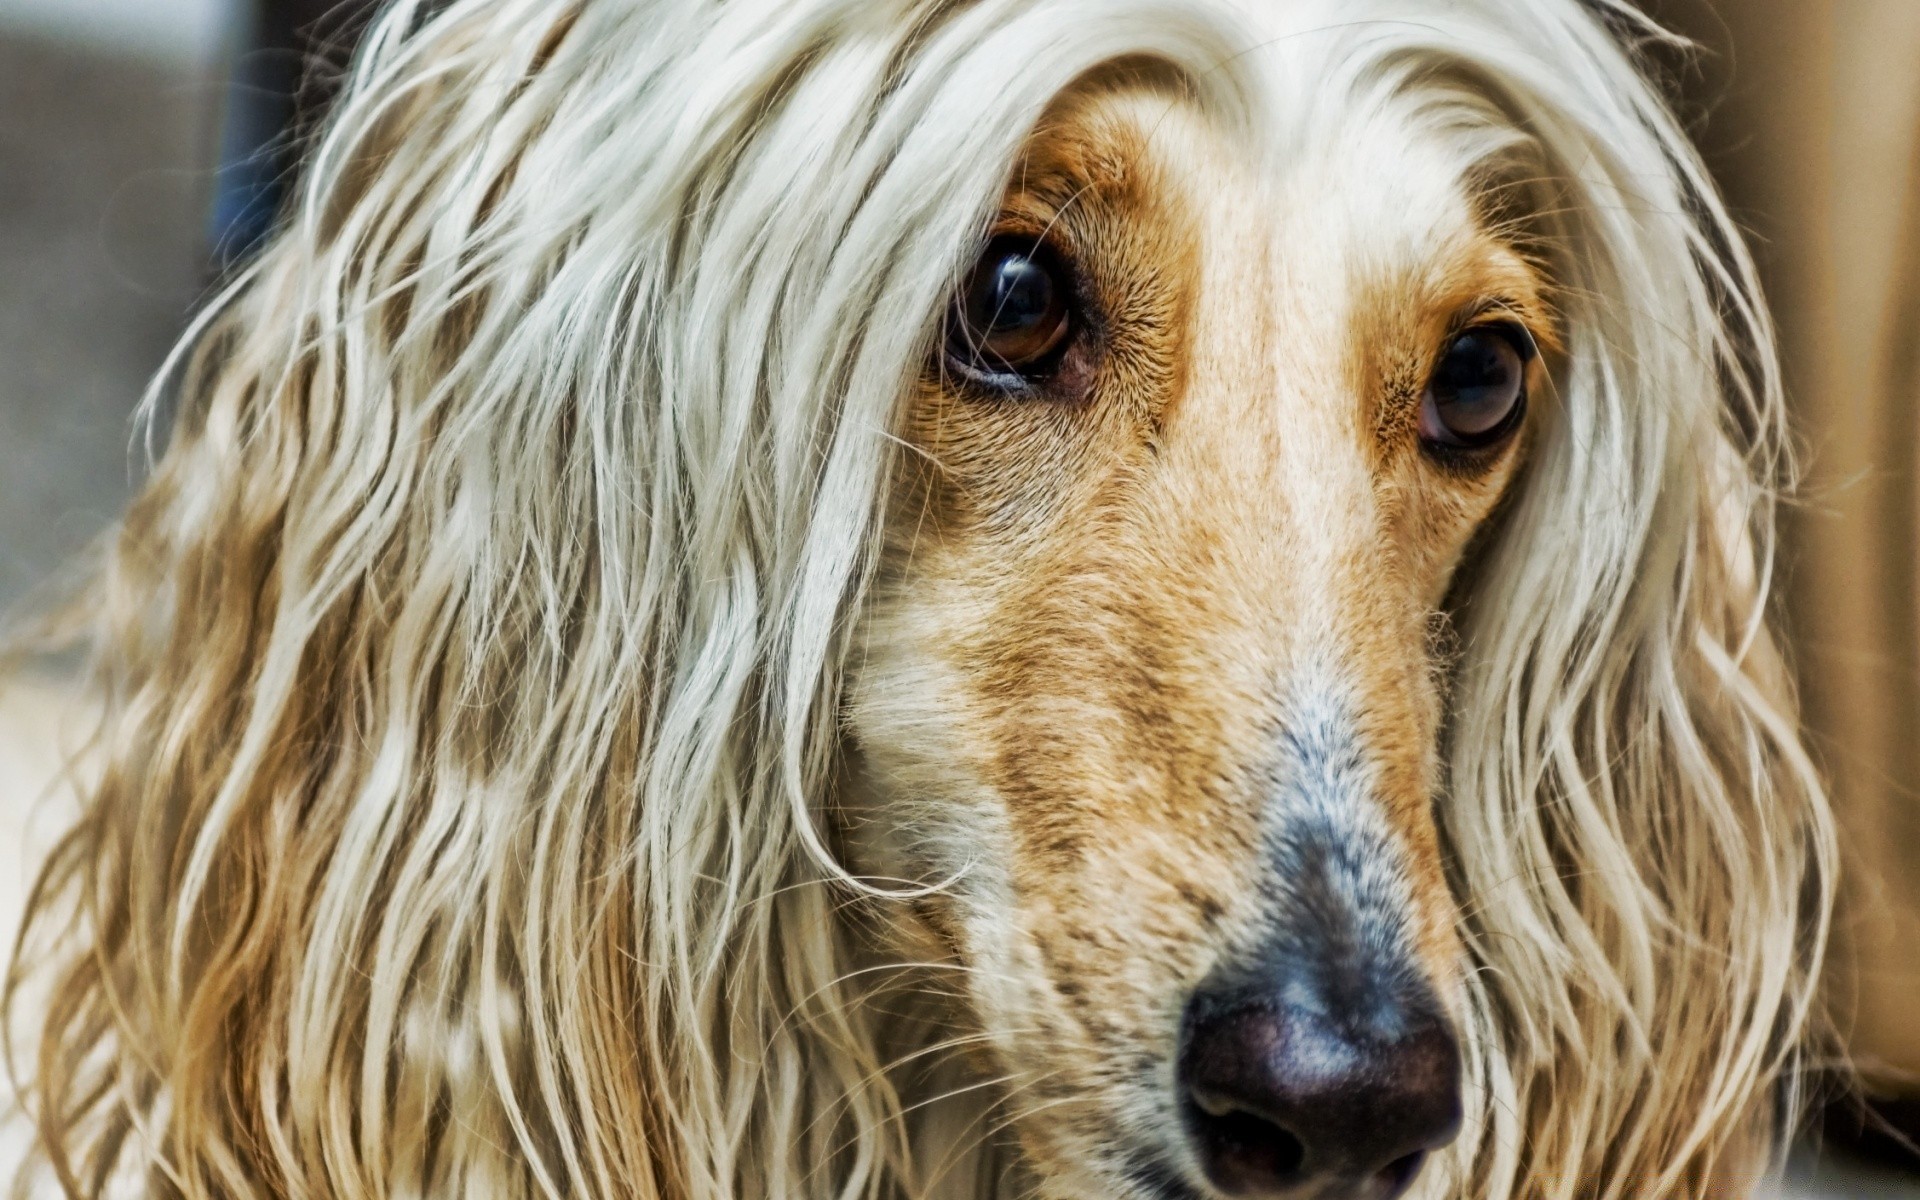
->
xmin=845 ymin=81 xmax=1553 ymax=1200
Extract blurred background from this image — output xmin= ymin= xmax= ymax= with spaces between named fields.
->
xmin=0 ymin=0 xmax=228 ymax=607
xmin=0 ymin=0 xmax=1916 ymax=1193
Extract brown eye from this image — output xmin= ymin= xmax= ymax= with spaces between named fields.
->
xmin=946 ymin=235 xmax=1075 ymax=385
xmin=1418 ymin=324 xmax=1535 ymax=453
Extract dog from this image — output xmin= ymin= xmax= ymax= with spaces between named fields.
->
xmin=3 ymin=0 xmax=1837 ymax=1197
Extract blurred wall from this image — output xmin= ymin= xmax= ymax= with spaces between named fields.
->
xmin=0 ymin=1 xmax=230 ymax=607
xmin=0 ymin=0 xmax=233 ymax=63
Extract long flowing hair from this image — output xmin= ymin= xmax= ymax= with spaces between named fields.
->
xmin=5 ymin=0 xmax=1834 ymax=1196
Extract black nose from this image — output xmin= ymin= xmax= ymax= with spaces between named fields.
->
xmin=1176 ymin=982 xmax=1462 ymax=1199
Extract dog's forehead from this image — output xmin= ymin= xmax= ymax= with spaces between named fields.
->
xmin=1025 ymin=81 xmax=1499 ymax=294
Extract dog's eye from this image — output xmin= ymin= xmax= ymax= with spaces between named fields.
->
xmin=946 ymin=236 xmax=1075 ymax=384
xmin=1418 ymin=324 xmax=1535 ymax=452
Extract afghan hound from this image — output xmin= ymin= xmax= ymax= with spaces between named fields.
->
xmin=2 ymin=0 xmax=1838 ymax=1197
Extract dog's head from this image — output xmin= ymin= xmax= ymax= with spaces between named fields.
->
xmin=13 ymin=2 xmax=1831 ymax=1198
xmin=843 ymin=78 xmax=1548 ymax=1198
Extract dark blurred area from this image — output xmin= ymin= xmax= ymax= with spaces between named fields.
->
xmin=210 ymin=0 xmax=372 ymax=264
xmin=0 ymin=1 xmax=1915 ymax=1192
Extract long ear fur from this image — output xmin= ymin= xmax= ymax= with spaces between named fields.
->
xmin=1 ymin=1 xmax=1250 ymax=1196
xmin=1381 ymin=4 xmax=1839 ymax=1195
xmin=3 ymin=1 xmax=1831 ymax=1198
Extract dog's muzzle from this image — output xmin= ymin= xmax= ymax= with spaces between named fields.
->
xmin=1176 ymin=960 xmax=1460 ymax=1199
xmin=1174 ymin=698 xmax=1463 ymax=1199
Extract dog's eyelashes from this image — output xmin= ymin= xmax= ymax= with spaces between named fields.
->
xmin=1418 ymin=323 xmax=1534 ymax=454
xmin=945 ymin=235 xmax=1076 ymax=388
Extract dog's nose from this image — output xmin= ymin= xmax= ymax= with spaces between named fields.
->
xmin=1177 ymin=982 xmax=1461 ymax=1199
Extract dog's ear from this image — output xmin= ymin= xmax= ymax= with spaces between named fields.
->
xmin=12 ymin=2 xmax=1269 ymax=1195
xmin=1413 ymin=11 xmax=1835 ymax=1196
